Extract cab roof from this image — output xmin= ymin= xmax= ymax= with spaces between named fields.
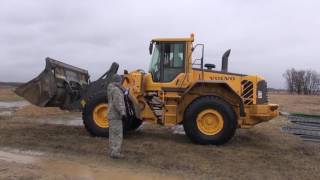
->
xmin=151 ymin=33 xmax=195 ymax=42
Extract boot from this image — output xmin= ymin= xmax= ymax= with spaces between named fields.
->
xmin=109 ymin=152 xmax=124 ymax=159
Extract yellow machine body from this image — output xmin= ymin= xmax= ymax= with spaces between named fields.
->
xmin=122 ymin=34 xmax=278 ymax=128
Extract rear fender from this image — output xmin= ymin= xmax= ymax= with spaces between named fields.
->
xmin=178 ymin=81 xmax=245 ymax=123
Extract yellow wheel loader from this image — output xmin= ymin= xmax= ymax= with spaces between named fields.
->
xmin=15 ymin=34 xmax=279 ymax=145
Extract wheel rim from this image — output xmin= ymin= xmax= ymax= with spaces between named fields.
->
xmin=196 ymin=109 xmax=224 ymax=135
xmin=93 ymin=103 xmax=109 ymax=128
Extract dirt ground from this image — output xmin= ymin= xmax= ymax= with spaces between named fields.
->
xmin=0 ymin=87 xmax=320 ymax=180
xmin=269 ymin=93 xmax=320 ymax=115
xmin=0 ymin=87 xmax=22 ymax=101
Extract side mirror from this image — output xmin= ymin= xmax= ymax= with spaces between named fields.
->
xmin=149 ymin=41 xmax=154 ymax=55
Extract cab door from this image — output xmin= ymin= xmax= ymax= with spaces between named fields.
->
xmin=160 ymin=42 xmax=185 ymax=82
xmin=148 ymin=42 xmax=187 ymax=90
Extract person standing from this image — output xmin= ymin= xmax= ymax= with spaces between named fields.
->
xmin=107 ymin=74 xmax=127 ymax=159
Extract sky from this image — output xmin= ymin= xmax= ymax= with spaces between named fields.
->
xmin=0 ymin=0 xmax=319 ymax=88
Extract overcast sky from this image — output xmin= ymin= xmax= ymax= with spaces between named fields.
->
xmin=0 ymin=0 xmax=319 ymax=88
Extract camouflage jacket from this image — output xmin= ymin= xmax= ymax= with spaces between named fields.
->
xmin=107 ymin=82 xmax=126 ymax=120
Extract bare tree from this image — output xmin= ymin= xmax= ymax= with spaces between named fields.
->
xmin=310 ymin=71 xmax=320 ymax=95
xmin=303 ymin=70 xmax=312 ymax=95
xmin=283 ymin=68 xmax=320 ymax=95
xmin=283 ymin=69 xmax=295 ymax=93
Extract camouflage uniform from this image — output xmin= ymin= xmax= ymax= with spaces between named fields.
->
xmin=107 ymin=75 xmax=126 ymax=158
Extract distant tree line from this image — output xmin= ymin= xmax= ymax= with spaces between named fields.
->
xmin=283 ymin=68 xmax=320 ymax=95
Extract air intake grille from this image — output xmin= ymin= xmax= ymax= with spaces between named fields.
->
xmin=241 ymin=80 xmax=253 ymax=105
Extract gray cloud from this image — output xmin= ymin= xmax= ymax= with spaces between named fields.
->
xmin=0 ymin=0 xmax=319 ymax=88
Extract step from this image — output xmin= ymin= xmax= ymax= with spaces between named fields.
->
xmin=163 ymin=104 xmax=177 ymax=125
xmin=159 ymin=92 xmax=181 ymax=100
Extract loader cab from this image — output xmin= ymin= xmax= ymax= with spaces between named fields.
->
xmin=149 ymin=41 xmax=186 ymax=82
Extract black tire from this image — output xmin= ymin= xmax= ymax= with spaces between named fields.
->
xmin=183 ymin=96 xmax=237 ymax=145
xmin=82 ymin=93 xmax=109 ymax=137
xmin=82 ymin=93 xmax=142 ymax=137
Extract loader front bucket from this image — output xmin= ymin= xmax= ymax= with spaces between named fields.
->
xmin=15 ymin=57 xmax=89 ymax=110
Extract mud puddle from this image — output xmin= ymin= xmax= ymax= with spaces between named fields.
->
xmin=16 ymin=116 xmax=186 ymax=135
xmin=170 ymin=125 xmax=185 ymax=135
xmin=0 ymin=149 xmax=180 ymax=180
xmin=0 ymin=101 xmax=29 ymax=119
xmin=14 ymin=115 xmax=84 ymax=126
xmin=0 ymin=101 xmax=29 ymax=109
xmin=0 ymin=150 xmax=39 ymax=164
xmin=32 ymin=116 xmax=83 ymax=126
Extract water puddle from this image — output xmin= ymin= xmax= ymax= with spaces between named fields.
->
xmin=170 ymin=125 xmax=185 ymax=135
xmin=0 ymin=151 xmax=38 ymax=164
xmin=0 ymin=101 xmax=29 ymax=109
xmin=0 ymin=149 xmax=180 ymax=180
xmin=0 ymin=100 xmax=82 ymax=126
xmin=0 ymin=111 xmax=13 ymax=119
xmin=0 ymin=101 xmax=29 ymax=119
xmin=29 ymin=116 xmax=83 ymax=126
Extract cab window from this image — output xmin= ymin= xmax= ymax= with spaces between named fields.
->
xmin=149 ymin=42 xmax=185 ymax=82
xmin=162 ymin=43 xmax=185 ymax=82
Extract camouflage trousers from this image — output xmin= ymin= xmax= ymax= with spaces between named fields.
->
xmin=108 ymin=119 xmax=123 ymax=156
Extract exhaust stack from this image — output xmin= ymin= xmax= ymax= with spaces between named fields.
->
xmin=221 ymin=49 xmax=231 ymax=72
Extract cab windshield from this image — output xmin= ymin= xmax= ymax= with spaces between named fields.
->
xmin=149 ymin=44 xmax=161 ymax=81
